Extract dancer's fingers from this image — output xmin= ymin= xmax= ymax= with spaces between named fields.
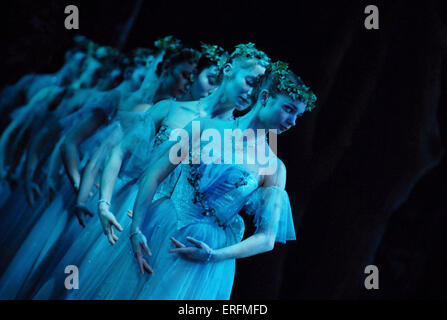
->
xmin=33 ymin=183 xmax=41 ymax=197
xmin=100 ymin=219 xmax=108 ymax=235
xmin=137 ymin=256 xmax=145 ymax=274
xmin=170 ymin=237 xmax=185 ymax=248
xmin=111 ymin=228 xmax=118 ymax=241
xmin=107 ymin=228 xmax=115 ymax=245
xmin=127 ymin=209 xmax=133 ymax=218
xmin=142 ymin=259 xmax=153 ymax=274
xmin=84 ymin=207 xmax=94 ymax=217
xmin=76 ymin=213 xmax=86 ymax=228
xmin=140 ymin=242 xmax=151 ymax=257
xmin=186 ymin=236 xmax=202 ymax=248
xmin=110 ymin=215 xmax=123 ymax=232
xmin=169 ymin=247 xmax=191 ymax=254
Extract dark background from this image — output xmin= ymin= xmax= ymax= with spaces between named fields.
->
xmin=0 ymin=0 xmax=446 ymax=299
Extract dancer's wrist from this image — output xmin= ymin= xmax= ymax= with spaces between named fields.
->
xmin=206 ymin=249 xmax=215 ymax=263
xmin=129 ymin=228 xmax=142 ymax=240
xmin=130 ymin=224 xmax=140 ymax=235
xmin=208 ymin=249 xmax=221 ymax=262
xmin=98 ymin=199 xmax=111 ymax=211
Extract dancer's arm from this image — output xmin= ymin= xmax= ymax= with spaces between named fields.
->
xmin=171 ymin=160 xmax=287 ymax=262
xmin=145 ymin=99 xmax=173 ymax=132
xmin=97 ymin=142 xmax=125 ymax=244
xmin=60 ymin=111 xmax=106 ymax=191
xmin=75 ymin=122 xmax=123 ymax=227
xmin=46 ymin=136 xmax=65 ymax=202
xmin=131 ymin=140 xmax=181 ymax=234
xmin=0 ymin=106 xmax=30 ymax=179
xmin=0 ymin=75 xmax=31 ymax=115
xmin=23 ymin=126 xmax=53 ymax=206
xmin=73 ymin=146 xmax=102 ymax=227
xmin=130 ymin=132 xmax=188 ymax=274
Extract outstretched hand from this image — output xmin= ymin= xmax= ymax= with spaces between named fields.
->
xmin=74 ymin=203 xmax=94 ymax=227
xmin=25 ymin=180 xmax=41 ymax=207
xmin=130 ymin=230 xmax=153 ymax=275
xmin=170 ymin=236 xmax=214 ymax=262
xmin=98 ymin=207 xmax=123 ymax=245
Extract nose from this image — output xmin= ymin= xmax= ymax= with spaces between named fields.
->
xmin=287 ymin=115 xmax=297 ymax=127
xmin=247 ymin=85 xmax=253 ymax=97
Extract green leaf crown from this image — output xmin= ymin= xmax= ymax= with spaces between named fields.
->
xmin=268 ymin=61 xmax=317 ymax=112
xmin=154 ymin=35 xmax=183 ymax=51
xmin=200 ymin=43 xmax=228 ymax=69
xmin=230 ymin=42 xmax=270 ymax=67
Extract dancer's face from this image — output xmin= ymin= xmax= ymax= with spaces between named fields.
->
xmin=190 ymin=65 xmax=219 ymax=99
xmin=73 ymin=57 xmax=103 ymax=89
xmin=60 ymin=51 xmax=87 ymax=85
xmin=99 ymin=68 xmax=122 ymax=91
xmin=130 ymin=65 xmax=146 ymax=89
xmin=260 ymin=93 xmax=306 ymax=134
xmin=71 ymin=51 xmax=87 ymax=68
xmin=163 ymin=62 xmax=197 ymax=98
xmin=222 ymin=59 xmax=266 ymax=111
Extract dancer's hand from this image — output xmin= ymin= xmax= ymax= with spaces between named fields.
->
xmin=74 ymin=203 xmax=94 ymax=228
xmin=170 ymin=237 xmax=214 ymax=262
xmin=98 ymin=206 xmax=123 ymax=245
xmin=69 ymin=171 xmax=80 ymax=193
xmin=130 ymin=230 xmax=153 ymax=274
xmin=46 ymin=178 xmax=57 ymax=204
xmin=25 ymin=179 xmax=41 ymax=207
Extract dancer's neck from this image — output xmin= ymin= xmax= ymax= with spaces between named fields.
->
xmin=201 ymin=86 xmax=235 ymax=120
xmin=237 ymin=103 xmax=268 ymax=133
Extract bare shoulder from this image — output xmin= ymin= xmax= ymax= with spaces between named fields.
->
xmin=170 ymin=100 xmax=201 ymax=113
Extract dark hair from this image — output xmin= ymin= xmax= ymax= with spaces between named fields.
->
xmin=196 ymin=55 xmax=216 ymax=75
xmin=155 ymin=49 xmax=200 ymax=76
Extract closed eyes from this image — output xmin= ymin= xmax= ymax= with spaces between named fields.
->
xmin=283 ymin=105 xmax=295 ymax=113
xmin=246 ymin=77 xmax=256 ymax=87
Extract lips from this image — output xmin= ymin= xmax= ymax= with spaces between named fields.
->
xmin=238 ymin=96 xmax=249 ymax=107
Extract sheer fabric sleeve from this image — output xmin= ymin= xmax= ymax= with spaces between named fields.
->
xmin=244 ymin=186 xmax=296 ymax=244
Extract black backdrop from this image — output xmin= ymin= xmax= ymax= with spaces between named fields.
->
xmin=0 ymin=0 xmax=446 ymax=299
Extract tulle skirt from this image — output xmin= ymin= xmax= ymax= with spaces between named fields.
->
xmin=0 ymin=160 xmax=51 ymax=276
xmin=32 ymin=175 xmax=138 ymax=299
xmin=65 ymin=197 xmax=236 ymax=300
xmin=0 ymin=122 xmax=122 ymax=298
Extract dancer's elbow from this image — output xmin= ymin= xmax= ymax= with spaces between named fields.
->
xmin=259 ymin=233 xmax=275 ymax=252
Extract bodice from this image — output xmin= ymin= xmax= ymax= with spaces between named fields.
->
xmin=169 ymin=163 xmax=259 ymax=240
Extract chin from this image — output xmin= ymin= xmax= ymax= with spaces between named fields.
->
xmin=235 ymin=103 xmax=249 ymax=111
